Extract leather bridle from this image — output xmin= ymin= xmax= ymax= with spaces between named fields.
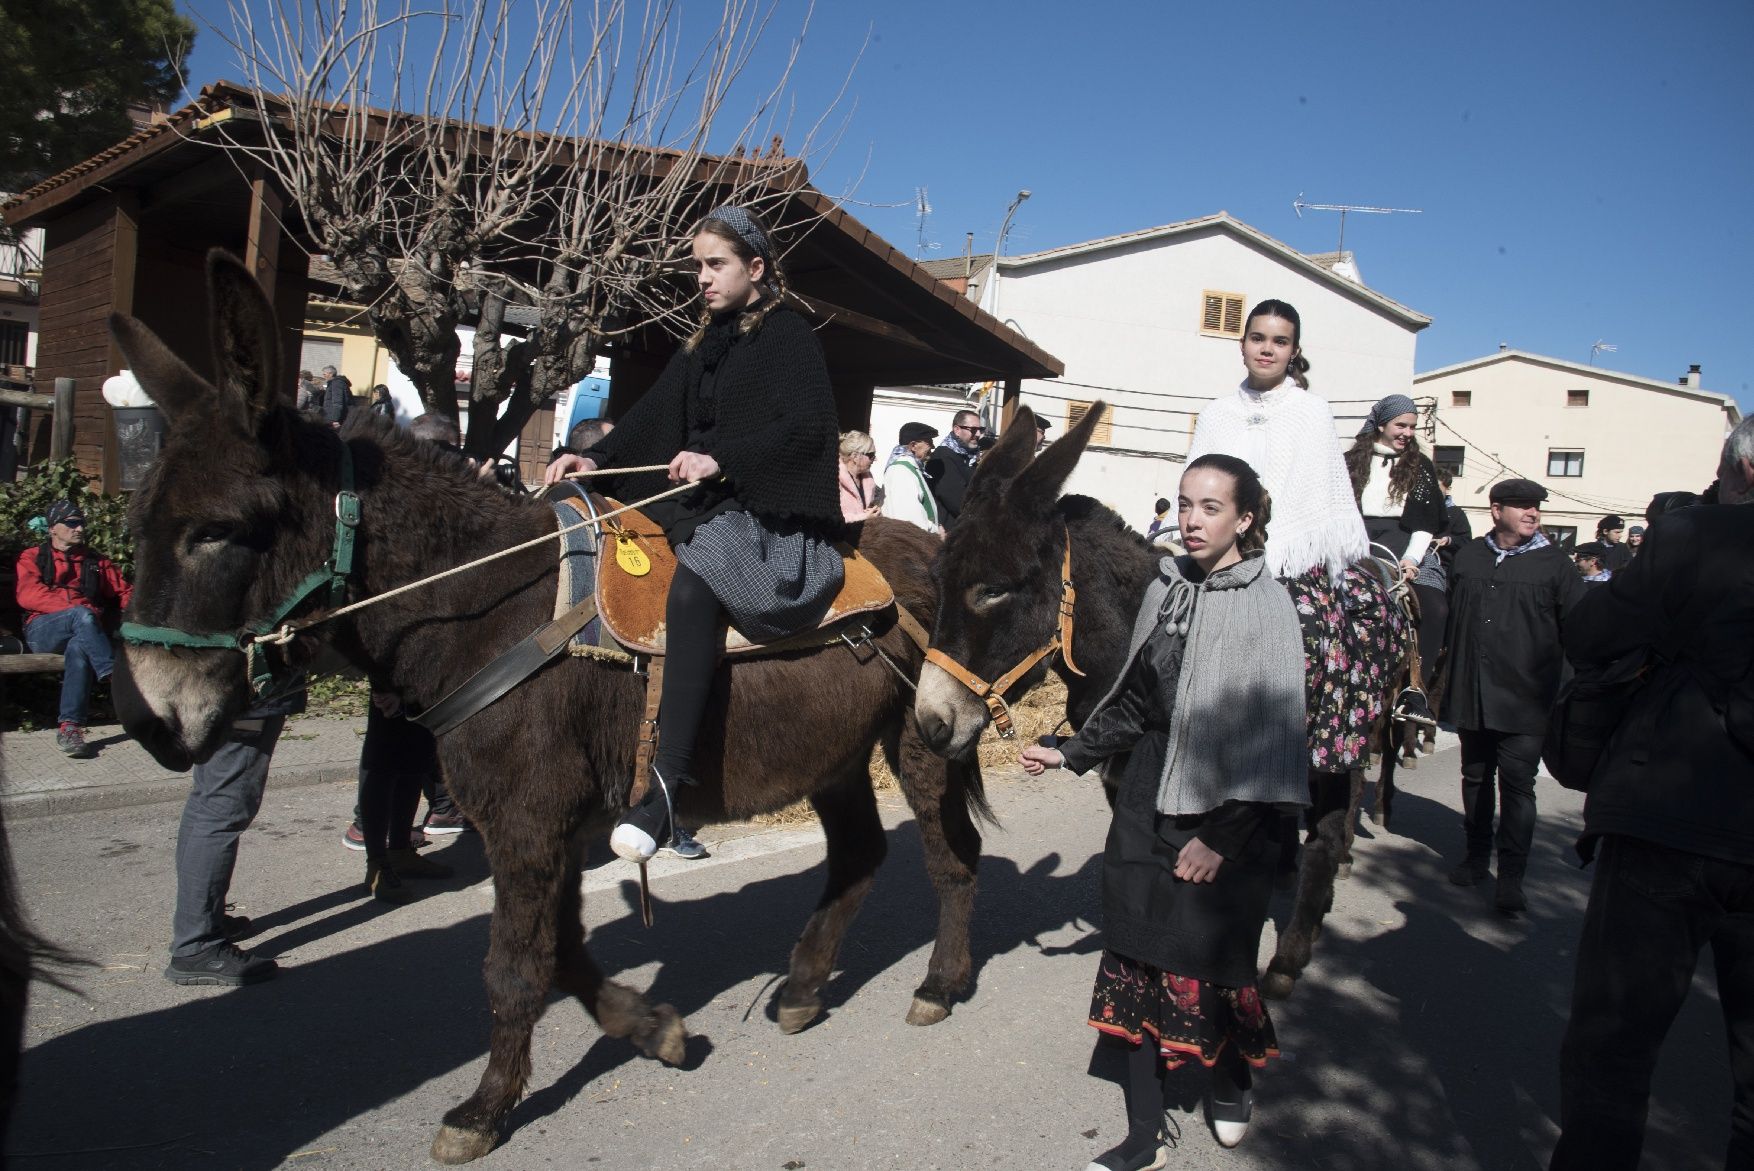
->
xmin=924 ymin=528 xmax=1084 ymax=738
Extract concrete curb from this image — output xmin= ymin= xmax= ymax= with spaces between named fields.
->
xmin=1 ymin=761 xmax=359 ymax=820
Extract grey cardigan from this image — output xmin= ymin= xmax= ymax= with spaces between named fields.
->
xmin=1082 ymin=552 xmax=1309 ymax=816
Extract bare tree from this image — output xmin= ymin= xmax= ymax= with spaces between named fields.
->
xmin=206 ymin=0 xmax=846 ymax=455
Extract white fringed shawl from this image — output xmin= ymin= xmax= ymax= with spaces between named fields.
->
xmin=1186 ymin=380 xmax=1368 ymax=582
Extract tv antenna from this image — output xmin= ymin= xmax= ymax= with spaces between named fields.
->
xmin=914 ymin=187 xmax=939 ymax=254
xmin=1293 ymin=195 xmax=1423 ymax=256
xmin=1589 ymin=340 xmax=1618 ymax=365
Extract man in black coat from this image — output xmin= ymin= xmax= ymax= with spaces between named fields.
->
xmin=320 ymin=364 xmax=353 ymax=428
xmin=924 ymin=409 xmax=984 ymax=529
xmin=1549 ymin=422 xmax=1754 ymax=1171
xmin=1441 ymin=477 xmax=1587 ymax=912
xmin=1595 ymin=513 xmax=1634 ymax=574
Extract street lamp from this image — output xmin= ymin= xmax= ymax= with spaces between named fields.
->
xmin=984 ymin=189 xmax=1031 ymax=432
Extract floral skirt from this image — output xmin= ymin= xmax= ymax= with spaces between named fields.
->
xmin=1088 ymin=949 xmax=1280 ymax=1071
xmin=1287 ymin=565 xmax=1408 ymax=772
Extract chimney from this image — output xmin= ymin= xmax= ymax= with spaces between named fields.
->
xmin=1498 ymin=342 xmax=1508 ymax=352
xmin=1682 ymin=363 xmax=1702 ymax=389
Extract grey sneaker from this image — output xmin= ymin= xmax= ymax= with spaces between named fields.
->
xmin=664 ymin=827 xmax=708 ymax=860
xmin=56 ymin=724 xmax=96 ymax=759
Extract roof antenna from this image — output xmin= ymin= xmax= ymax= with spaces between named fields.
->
xmin=1293 ymin=194 xmax=1423 ymax=256
xmin=915 ymin=187 xmax=939 ymax=254
xmin=1589 ymin=339 xmax=1617 ymax=365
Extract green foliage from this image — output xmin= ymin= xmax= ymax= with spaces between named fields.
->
xmin=0 ymin=0 xmax=195 ymax=191
xmin=0 ymin=459 xmax=133 ymax=575
xmin=305 ymin=674 xmax=370 ymax=719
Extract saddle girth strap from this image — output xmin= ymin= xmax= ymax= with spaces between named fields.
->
xmin=411 ymin=595 xmax=600 ymax=737
xmin=629 ymin=657 xmax=665 ymax=809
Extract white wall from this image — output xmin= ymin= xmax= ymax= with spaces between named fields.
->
xmin=992 ymin=224 xmax=1422 ymax=521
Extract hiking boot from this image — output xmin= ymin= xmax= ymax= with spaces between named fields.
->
xmin=165 ymin=943 xmax=278 ymax=986
xmin=422 ymin=810 xmax=471 ymax=835
xmin=1495 ymin=870 xmax=1528 ymax=916
xmin=366 ymin=858 xmax=416 ymax=905
xmin=611 ymin=770 xmax=678 ymax=863
xmin=56 ymin=723 xmax=96 ymax=759
xmin=1448 ymin=856 xmax=1491 ymax=886
xmin=664 ymin=826 xmax=708 ymax=860
xmin=388 ymin=847 xmax=453 ymax=879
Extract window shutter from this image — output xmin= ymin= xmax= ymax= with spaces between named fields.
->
xmin=1199 ymin=290 xmax=1246 ymax=339
xmin=1066 ymin=400 xmax=1114 ymax=446
xmin=1221 ymin=295 xmax=1244 ymax=336
xmin=1202 ymin=294 xmax=1224 ymax=333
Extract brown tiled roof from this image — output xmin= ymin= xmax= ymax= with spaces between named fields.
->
xmin=917 ymin=254 xmax=993 ymax=282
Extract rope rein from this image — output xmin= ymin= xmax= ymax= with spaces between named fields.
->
xmin=252 ymin=477 xmax=701 ymax=646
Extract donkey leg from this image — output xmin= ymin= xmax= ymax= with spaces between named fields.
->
xmin=1376 ymin=745 xmax=1399 ymax=832
xmin=432 ymin=837 xmax=567 ymax=1165
xmin=1337 ymin=768 xmax=1364 ymax=880
xmin=1263 ymin=807 xmax=1347 ymax=1000
xmin=776 ymin=769 xmax=887 ymax=1035
xmin=897 ymin=732 xmax=982 ymax=1027
xmin=552 ymin=842 xmax=687 ymax=1064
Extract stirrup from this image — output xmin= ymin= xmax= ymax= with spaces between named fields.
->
xmin=1393 ymin=687 xmax=1437 ymax=728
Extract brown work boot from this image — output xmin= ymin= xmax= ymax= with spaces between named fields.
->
xmin=388 ymin=847 xmax=453 ymax=879
xmin=366 ymin=858 xmax=416 ymax=904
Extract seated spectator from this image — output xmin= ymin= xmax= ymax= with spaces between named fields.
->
xmin=837 ymin=430 xmax=880 ymax=523
xmin=14 ymin=500 xmax=131 ymax=759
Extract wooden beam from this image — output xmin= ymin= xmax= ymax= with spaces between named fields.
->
xmin=243 ymin=166 xmax=285 ymax=304
xmin=790 ymin=293 xmax=937 ymax=355
xmin=0 ymin=388 xmax=54 ymax=411
xmin=101 ymin=191 xmax=140 ymax=491
xmin=0 ymin=653 xmax=66 ymax=675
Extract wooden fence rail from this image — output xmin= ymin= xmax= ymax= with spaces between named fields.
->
xmin=0 ymin=378 xmax=74 ymax=464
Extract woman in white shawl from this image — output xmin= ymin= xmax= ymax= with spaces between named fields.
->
xmin=1186 ymin=299 xmax=1406 ymax=774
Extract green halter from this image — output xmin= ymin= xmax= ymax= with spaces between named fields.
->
xmin=119 ymin=444 xmax=361 ymax=700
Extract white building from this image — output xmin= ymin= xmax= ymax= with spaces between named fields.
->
xmin=876 ymin=213 xmax=1431 ymax=527
xmin=1415 ymin=350 xmax=1741 ymax=547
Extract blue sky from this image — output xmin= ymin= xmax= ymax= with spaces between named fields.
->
xmin=178 ymin=0 xmax=1754 ymax=408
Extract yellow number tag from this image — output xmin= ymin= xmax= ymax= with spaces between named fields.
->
xmin=615 ymin=536 xmax=651 ymax=576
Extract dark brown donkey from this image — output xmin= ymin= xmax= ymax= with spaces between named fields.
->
xmin=108 ymin=253 xmax=987 ymax=1164
xmin=914 ymin=403 xmax=1386 ymax=1002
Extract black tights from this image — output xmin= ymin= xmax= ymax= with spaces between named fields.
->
xmin=358 ymin=769 xmax=424 ymax=860
xmin=1118 ymin=1038 xmax=1253 ymax=1148
xmin=1412 ymin=583 xmax=1448 ymax=683
xmin=650 ymin=563 xmax=725 ymax=788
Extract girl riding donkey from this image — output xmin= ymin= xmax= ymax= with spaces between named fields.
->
xmin=546 ymin=205 xmax=844 ymax=861
xmin=1022 ymin=456 xmax=1308 ymax=1169
xmin=1185 ymin=301 xmax=1406 ymax=950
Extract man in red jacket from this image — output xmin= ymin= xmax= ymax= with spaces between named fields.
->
xmin=14 ymin=500 xmax=131 ymax=758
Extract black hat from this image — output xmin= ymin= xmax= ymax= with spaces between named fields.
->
xmin=1598 ymin=514 xmax=1625 ymax=531
xmin=1489 ymin=478 xmax=1548 ymax=505
xmin=44 ymin=500 xmax=85 ymax=528
xmin=1574 ymin=541 xmax=1608 ymax=560
xmin=898 ymin=421 xmax=938 ymax=446
xmin=1036 ymin=417 xmax=1051 ymax=432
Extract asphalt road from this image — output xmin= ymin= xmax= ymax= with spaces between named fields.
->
xmin=5 ymin=743 xmax=1734 ymax=1170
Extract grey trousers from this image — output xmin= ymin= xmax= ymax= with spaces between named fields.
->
xmin=170 ymin=717 xmax=285 ymax=958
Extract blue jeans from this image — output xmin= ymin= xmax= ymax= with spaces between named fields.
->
xmin=171 ymin=718 xmax=285 ymax=958
xmin=24 ymin=607 xmax=114 ymax=727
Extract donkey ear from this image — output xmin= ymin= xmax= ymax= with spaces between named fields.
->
xmin=206 ymin=249 xmax=283 ymax=426
xmin=108 ymin=313 xmax=214 ymax=430
xmin=1010 ymin=400 xmax=1104 ymax=505
xmin=965 ymin=405 xmax=1039 ymax=500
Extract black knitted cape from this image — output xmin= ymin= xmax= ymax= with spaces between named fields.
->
xmin=584 ymin=306 xmax=841 ymax=530
xmin=1346 ymin=445 xmax=1446 ymax=537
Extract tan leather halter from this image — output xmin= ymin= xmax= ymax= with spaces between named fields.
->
xmin=924 ymin=529 xmax=1084 ymax=738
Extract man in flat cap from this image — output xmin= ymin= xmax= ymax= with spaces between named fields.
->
xmin=1572 ymin=542 xmax=1612 ymax=582
xmin=1595 ymin=514 xmax=1633 ymax=575
xmin=15 ymin=499 xmax=132 ymax=758
xmin=1440 ymin=478 xmax=1587 ymax=913
xmin=883 ymin=421 xmax=942 ymax=535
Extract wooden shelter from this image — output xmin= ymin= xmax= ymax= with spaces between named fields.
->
xmin=1 ymin=82 xmax=1061 ymax=490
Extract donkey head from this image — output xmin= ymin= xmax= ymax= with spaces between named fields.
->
xmin=109 ymin=251 xmax=342 ymax=770
xmin=914 ymin=403 xmax=1104 ymax=757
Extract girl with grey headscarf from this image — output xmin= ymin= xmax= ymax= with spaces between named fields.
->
xmin=1344 ymin=392 xmax=1448 ymax=675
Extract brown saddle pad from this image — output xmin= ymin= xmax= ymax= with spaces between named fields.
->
xmin=590 ymin=495 xmax=895 ymax=657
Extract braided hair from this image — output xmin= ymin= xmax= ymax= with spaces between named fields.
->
xmin=1185 ymin=453 xmax=1273 ymax=555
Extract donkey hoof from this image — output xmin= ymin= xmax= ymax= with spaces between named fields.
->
xmin=1260 ymin=970 xmax=1297 ymax=1001
xmin=431 ymin=1125 xmax=498 ymax=1164
xmin=633 ymin=1003 xmax=688 ymax=1066
xmin=905 ymin=995 xmax=951 ymax=1027
xmin=1336 ymin=861 xmax=1353 ymax=881
xmin=776 ymin=995 xmax=821 ymax=1035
